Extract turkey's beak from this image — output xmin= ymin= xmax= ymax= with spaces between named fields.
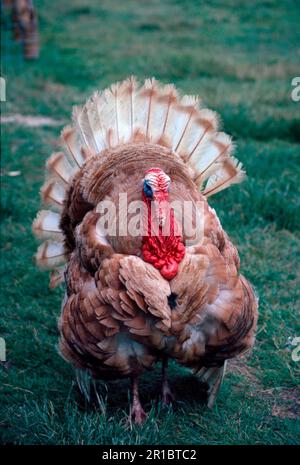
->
xmin=153 ymin=192 xmax=168 ymax=228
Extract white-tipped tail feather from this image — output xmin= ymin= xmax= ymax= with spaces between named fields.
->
xmin=202 ymin=158 xmax=245 ymax=197
xmin=46 ymin=152 xmax=77 ymax=185
xmin=41 ymin=180 xmax=65 ymax=209
xmin=36 ymin=241 xmax=66 ymax=269
xmin=32 ymin=210 xmax=62 ymax=240
xmin=49 ymin=266 xmax=66 ymax=288
xmin=61 ymin=125 xmax=87 ymax=168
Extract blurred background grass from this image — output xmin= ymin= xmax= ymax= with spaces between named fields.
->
xmin=0 ymin=0 xmax=299 ymax=444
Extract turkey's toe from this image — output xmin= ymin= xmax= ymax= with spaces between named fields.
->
xmin=130 ymin=405 xmax=147 ymax=425
xmin=161 ymin=383 xmax=175 ymax=406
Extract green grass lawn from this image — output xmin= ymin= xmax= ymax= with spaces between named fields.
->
xmin=1 ymin=0 xmax=300 ymax=445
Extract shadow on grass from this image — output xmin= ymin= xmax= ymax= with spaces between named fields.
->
xmin=76 ymin=373 xmax=208 ymax=416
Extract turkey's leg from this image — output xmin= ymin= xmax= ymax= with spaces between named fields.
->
xmin=130 ymin=375 xmax=147 ymax=424
xmin=195 ymin=361 xmax=227 ymax=408
xmin=206 ymin=361 xmax=227 ymax=408
xmin=161 ymin=356 xmax=175 ymax=405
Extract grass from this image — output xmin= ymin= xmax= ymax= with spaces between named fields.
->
xmin=1 ymin=0 xmax=300 ymax=445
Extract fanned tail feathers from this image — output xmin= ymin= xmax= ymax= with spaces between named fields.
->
xmin=33 ymin=77 xmax=246 ymax=277
xmin=61 ymin=76 xmax=244 ymax=193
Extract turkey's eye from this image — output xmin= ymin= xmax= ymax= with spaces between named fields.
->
xmin=143 ymin=180 xmax=153 ymax=198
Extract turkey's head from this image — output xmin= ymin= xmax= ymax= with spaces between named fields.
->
xmin=142 ymin=168 xmax=170 ymax=227
xmin=141 ymin=167 xmax=185 ymax=280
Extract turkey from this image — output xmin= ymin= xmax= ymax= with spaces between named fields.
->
xmin=33 ymin=77 xmax=258 ymax=424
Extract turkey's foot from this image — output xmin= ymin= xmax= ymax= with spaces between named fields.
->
xmin=161 ymin=379 xmax=175 ymax=406
xmin=130 ymin=403 xmax=147 ymax=425
xmin=194 ymin=361 xmax=227 ymax=408
xmin=129 ymin=375 xmax=147 ymax=425
xmin=76 ymin=368 xmax=92 ymax=405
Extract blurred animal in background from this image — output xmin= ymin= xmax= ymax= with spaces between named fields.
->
xmin=11 ymin=0 xmax=39 ymax=59
xmin=33 ymin=77 xmax=258 ymax=424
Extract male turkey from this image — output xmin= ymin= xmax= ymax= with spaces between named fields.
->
xmin=33 ymin=78 xmax=258 ymax=424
